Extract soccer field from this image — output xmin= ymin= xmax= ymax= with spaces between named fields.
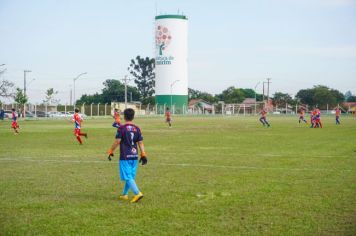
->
xmin=0 ymin=115 xmax=355 ymax=235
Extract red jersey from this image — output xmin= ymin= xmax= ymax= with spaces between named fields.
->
xmin=72 ymin=113 xmax=82 ymax=129
xmin=165 ymin=111 xmax=171 ymax=118
xmin=335 ymin=109 xmax=341 ymax=116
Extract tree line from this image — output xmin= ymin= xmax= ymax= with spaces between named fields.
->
xmin=1 ymin=55 xmax=356 ymax=109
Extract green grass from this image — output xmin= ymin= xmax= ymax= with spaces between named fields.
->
xmin=0 ymin=115 xmax=355 ymax=235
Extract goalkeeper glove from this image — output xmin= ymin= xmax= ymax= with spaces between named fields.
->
xmin=107 ymin=149 xmax=114 ymax=161
xmin=139 ymin=151 xmax=148 ymax=165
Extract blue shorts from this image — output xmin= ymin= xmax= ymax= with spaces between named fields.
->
xmin=119 ymin=160 xmax=138 ymax=181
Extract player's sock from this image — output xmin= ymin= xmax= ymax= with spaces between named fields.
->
xmin=319 ymin=122 xmax=323 ymax=128
xmin=122 ymin=181 xmax=130 ymax=195
xmin=127 ymin=179 xmax=140 ymax=195
xmin=76 ymin=136 xmax=82 ymax=144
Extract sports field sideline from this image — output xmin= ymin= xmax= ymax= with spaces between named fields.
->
xmin=0 ymin=115 xmax=355 ymax=235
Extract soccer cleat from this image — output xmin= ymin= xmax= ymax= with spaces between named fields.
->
xmin=119 ymin=195 xmax=129 ymax=201
xmin=130 ymin=192 xmax=144 ymax=203
xmin=84 ymin=133 xmax=88 ymax=139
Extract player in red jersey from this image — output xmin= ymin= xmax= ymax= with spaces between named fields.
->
xmin=11 ymin=108 xmax=20 ymax=134
xmin=112 ymin=108 xmax=121 ymax=128
xmin=335 ymin=107 xmax=341 ymax=125
xmin=298 ymin=108 xmax=307 ymax=124
xmin=313 ymin=108 xmax=322 ymax=128
xmin=165 ymin=107 xmax=172 ymax=128
xmin=72 ymin=108 xmax=88 ymax=144
xmin=259 ymin=108 xmax=270 ymax=127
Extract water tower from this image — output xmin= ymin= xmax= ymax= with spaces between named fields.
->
xmin=154 ymin=14 xmax=188 ymax=114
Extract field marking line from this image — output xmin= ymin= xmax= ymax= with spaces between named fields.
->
xmin=0 ymin=157 xmax=353 ymax=172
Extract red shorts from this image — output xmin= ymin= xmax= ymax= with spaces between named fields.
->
xmin=11 ymin=121 xmax=18 ymax=128
xmin=74 ymin=128 xmax=81 ymax=136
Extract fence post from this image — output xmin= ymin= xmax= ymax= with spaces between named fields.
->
xmin=90 ymin=103 xmax=93 ymax=117
xmin=327 ymin=104 xmax=329 ymax=114
xmin=45 ymin=104 xmax=48 ymax=119
xmin=286 ymin=103 xmax=288 ymax=115
xmin=34 ymin=104 xmax=37 ymax=118
xmin=155 ymin=104 xmax=158 ymax=115
xmin=97 ymin=103 xmax=100 ymax=116
xmin=105 ymin=103 xmax=107 ymax=116
xmin=82 ymin=103 xmax=85 ymax=115
xmin=244 ymin=104 xmax=246 ymax=116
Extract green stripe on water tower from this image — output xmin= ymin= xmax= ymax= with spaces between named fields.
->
xmin=155 ymin=95 xmax=188 ymax=108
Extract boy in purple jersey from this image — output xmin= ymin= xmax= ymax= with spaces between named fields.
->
xmin=107 ymin=108 xmax=148 ymax=203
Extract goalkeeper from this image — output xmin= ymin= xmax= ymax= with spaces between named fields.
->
xmin=107 ymin=108 xmax=148 ymax=203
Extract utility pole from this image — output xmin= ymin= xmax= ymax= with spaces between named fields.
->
xmin=73 ymin=72 xmax=87 ymax=107
xmin=70 ymin=89 xmax=72 ymax=106
xmin=262 ymin=82 xmax=266 ymax=102
xmin=266 ymin=78 xmax=272 ymax=103
xmin=24 ymin=70 xmax=31 ymax=97
xmin=23 ymin=70 xmax=31 ymax=118
xmin=121 ymin=75 xmax=132 ymax=109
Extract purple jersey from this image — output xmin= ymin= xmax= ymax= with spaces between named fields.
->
xmin=116 ymin=123 xmax=143 ymax=160
xmin=12 ymin=112 xmax=17 ymax=121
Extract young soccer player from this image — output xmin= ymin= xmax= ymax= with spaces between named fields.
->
xmin=298 ymin=108 xmax=307 ymax=124
xmin=259 ymin=108 xmax=270 ymax=127
xmin=313 ymin=108 xmax=323 ymax=128
xmin=335 ymin=107 xmax=341 ymax=125
xmin=112 ymin=108 xmax=121 ymax=128
xmin=11 ymin=108 xmax=19 ymax=134
xmin=165 ymin=107 xmax=172 ymax=127
xmin=72 ymin=108 xmax=87 ymax=145
xmin=107 ymin=108 xmax=148 ymax=203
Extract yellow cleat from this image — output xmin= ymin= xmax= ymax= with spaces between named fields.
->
xmin=130 ymin=192 xmax=144 ymax=203
xmin=119 ymin=195 xmax=129 ymax=201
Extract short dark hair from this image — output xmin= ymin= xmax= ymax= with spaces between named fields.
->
xmin=11 ymin=108 xmax=15 ymax=112
xmin=124 ymin=108 xmax=135 ymax=121
xmin=114 ymin=108 xmax=118 ymax=112
xmin=75 ymin=108 xmax=79 ymax=113
xmin=166 ymin=107 xmax=170 ymax=110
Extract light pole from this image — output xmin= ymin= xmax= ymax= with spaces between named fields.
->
xmin=170 ymin=80 xmax=180 ymax=110
xmin=73 ymin=72 xmax=87 ymax=107
xmin=121 ymin=75 xmax=132 ymax=109
xmin=23 ymin=70 xmax=31 ymax=97
xmin=254 ymin=82 xmax=260 ymax=115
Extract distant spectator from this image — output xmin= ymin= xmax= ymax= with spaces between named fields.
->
xmin=0 ymin=109 xmax=4 ymax=120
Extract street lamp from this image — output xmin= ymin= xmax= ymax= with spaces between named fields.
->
xmin=254 ymin=82 xmax=260 ymax=115
xmin=73 ymin=72 xmax=87 ymax=107
xmin=170 ymin=80 xmax=180 ymax=111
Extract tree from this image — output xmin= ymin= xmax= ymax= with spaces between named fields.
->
xmin=14 ymin=88 xmax=28 ymax=108
xmin=43 ymin=88 xmax=60 ymax=105
xmin=344 ymin=91 xmax=352 ymax=101
xmin=128 ymin=56 xmax=155 ymax=101
xmin=273 ymin=92 xmax=293 ymax=106
xmin=188 ymin=88 xmax=217 ymax=103
xmin=76 ymin=79 xmax=140 ymax=105
xmin=296 ymin=85 xmax=344 ymax=109
xmin=0 ymin=80 xmax=15 ymax=99
xmin=296 ymin=89 xmax=314 ymax=105
xmin=346 ymin=96 xmax=356 ymax=102
xmin=216 ymin=86 xmax=245 ymax=103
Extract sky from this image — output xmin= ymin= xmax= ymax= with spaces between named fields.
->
xmin=0 ymin=0 xmax=355 ymax=104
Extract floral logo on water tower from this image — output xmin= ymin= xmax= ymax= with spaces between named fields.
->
xmin=156 ymin=25 xmax=172 ymax=55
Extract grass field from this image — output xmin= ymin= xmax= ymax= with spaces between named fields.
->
xmin=0 ymin=115 xmax=355 ymax=235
